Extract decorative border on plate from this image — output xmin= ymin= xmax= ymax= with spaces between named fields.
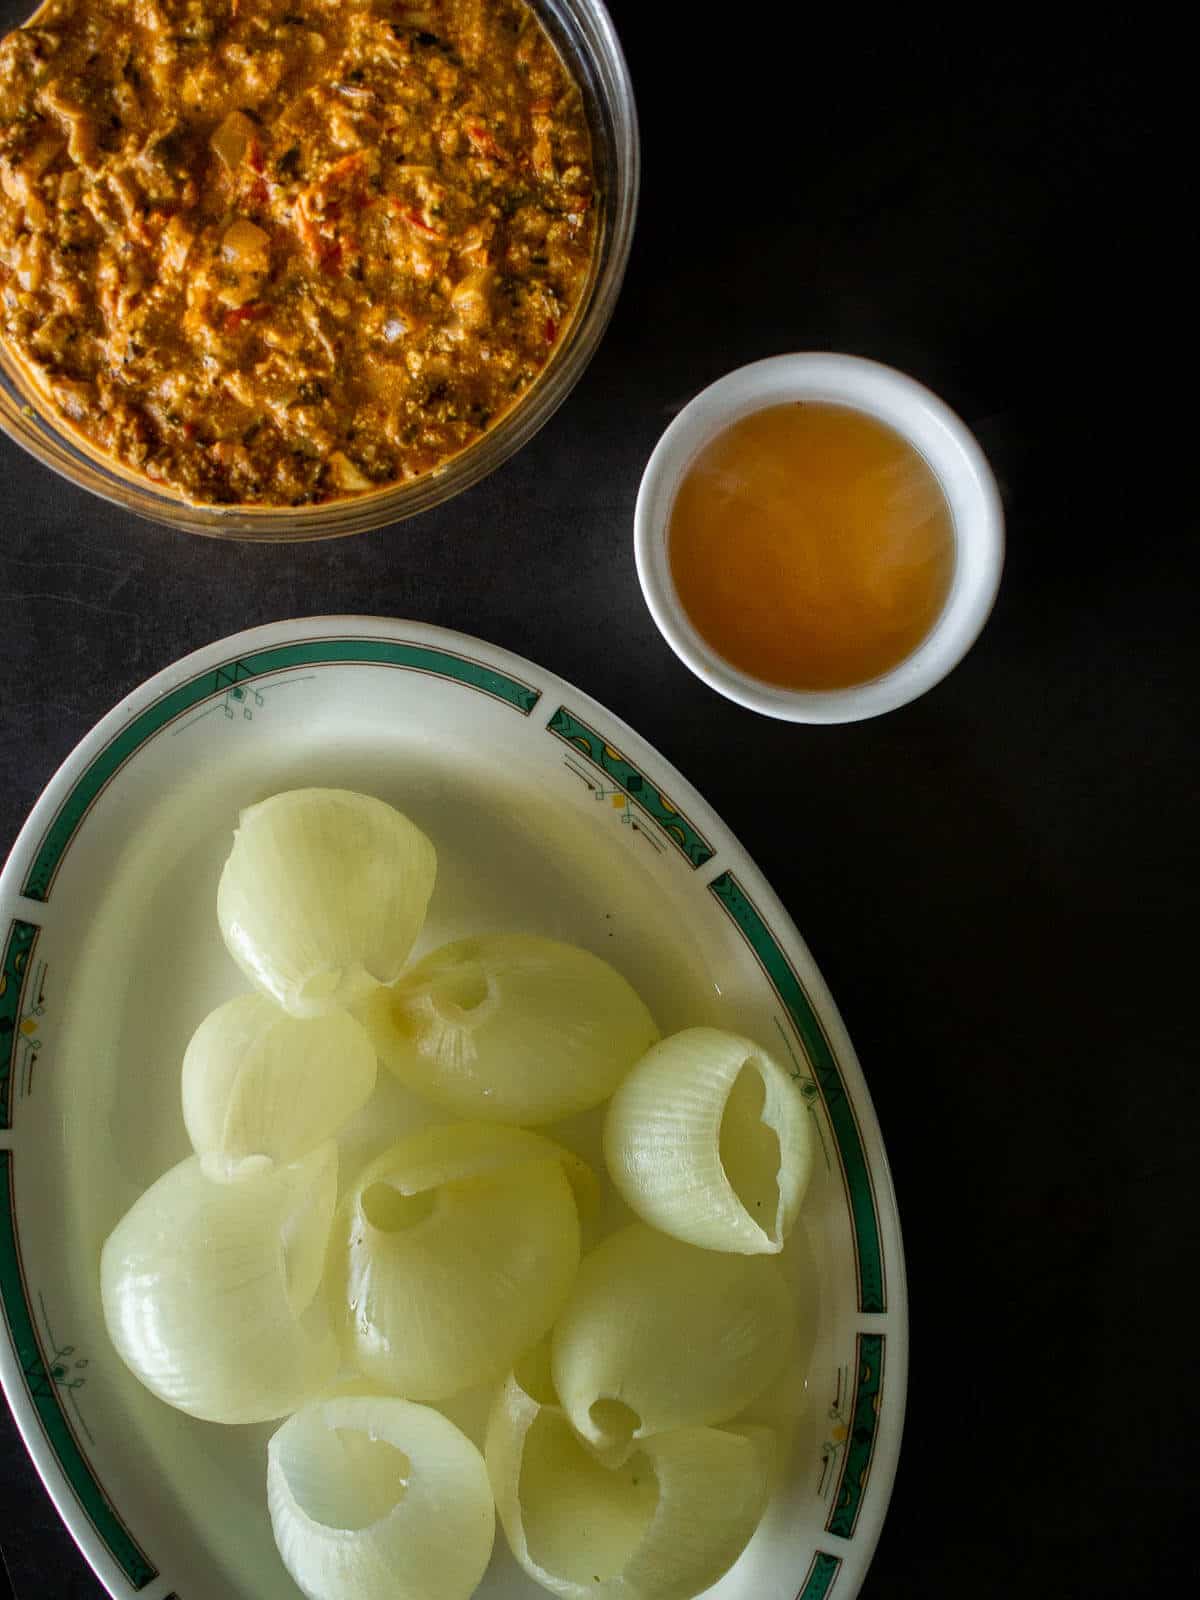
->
xmin=796 ymin=1551 xmax=843 ymax=1600
xmin=21 ymin=638 xmax=542 ymax=901
xmin=0 ymin=921 xmax=41 ymax=1131
xmin=825 ymin=1333 xmax=885 ymax=1540
xmin=0 ymin=1152 xmax=157 ymax=1589
xmin=545 ymin=706 xmax=716 ymax=868
xmin=708 ymin=870 xmax=886 ymax=1315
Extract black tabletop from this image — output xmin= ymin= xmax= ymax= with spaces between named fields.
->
xmin=1 ymin=9 xmax=1191 ymax=1597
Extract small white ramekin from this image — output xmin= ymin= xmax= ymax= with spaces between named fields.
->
xmin=634 ymin=353 xmax=1005 ymax=723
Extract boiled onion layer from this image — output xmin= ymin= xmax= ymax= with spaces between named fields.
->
xmin=605 ymin=1026 xmax=813 ymax=1254
xmin=268 ymin=1395 xmax=495 ymax=1600
xmin=486 ymin=1358 xmax=774 ymax=1600
xmin=182 ymin=992 xmax=377 ymax=1179
xmin=100 ymin=1145 xmax=338 ymax=1423
xmin=551 ymin=1222 xmax=791 ymax=1464
xmin=217 ymin=788 xmax=436 ymax=1017
xmin=330 ymin=1122 xmax=585 ymax=1400
xmin=361 ymin=934 xmax=659 ymax=1125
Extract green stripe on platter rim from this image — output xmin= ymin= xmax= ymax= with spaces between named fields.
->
xmin=796 ymin=1551 xmax=845 ymax=1600
xmin=545 ymin=704 xmax=717 ymax=868
xmin=708 ymin=870 xmax=886 ymax=1316
xmin=0 ymin=1152 xmax=157 ymax=1589
xmin=21 ymin=638 xmax=543 ymax=902
xmin=826 ymin=1333 xmax=886 ymax=1541
xmin=0 ymin=921 xmax=39 ymax=1132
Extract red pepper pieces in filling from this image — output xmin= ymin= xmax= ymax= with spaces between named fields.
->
xmin=389 ymin=198 xmax=442 ymax=237
xmin=223 ymin=302 xmax=271 ymax=334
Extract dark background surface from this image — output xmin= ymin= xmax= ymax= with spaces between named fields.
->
xmin=0 ymin=7 xmax=1192 ymax=1597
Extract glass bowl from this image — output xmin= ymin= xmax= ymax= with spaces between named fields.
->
xmin=0 ymin=0 xmax=639 ymax=539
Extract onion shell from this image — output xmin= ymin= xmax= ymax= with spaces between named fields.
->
xmin=330 ymin=1122 xmax=587 ymax=1400
xmin=182 ymin=992 xmax=376 ymax=1178
xmin=604 ymin=1026 xmax=813 ymax=1254
xmin=268 ymin=1395 xmax=494 ymax=1600
xmin=217 ymin=788 xmax=436 ymax=1017
xmin=100 ymin=1145 xmax=338 ymax=1423
xmin=551 ymin=1222 xmax=791 ymax=1465
xmin=362 ymin=934 xmax=659 ymax=1126
xmin=486 ymin=1359 xmax=774 ymax=1600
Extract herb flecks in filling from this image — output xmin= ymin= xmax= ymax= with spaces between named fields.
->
xmin=0 ymin=0 xmax=595 ymax=505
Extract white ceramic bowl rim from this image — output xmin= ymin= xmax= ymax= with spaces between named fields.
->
xmin=634 ymin=353 xmax=1005 ymax=723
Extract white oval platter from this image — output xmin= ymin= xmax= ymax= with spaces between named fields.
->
xmin=0 ymin=616 xmax=906 ymax=1600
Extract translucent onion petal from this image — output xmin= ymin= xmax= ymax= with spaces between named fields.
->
xmin=217 ymin=789 xmax=437 ymax=1017
xmin=330 ymin=1123 xmax=585 ymax=1400
xmin=486 ymin=1362 xmax=774 ymax=1600
xmin=551 ymin=1223 xmax=790 ymax=1464
xmin=604 ymin=1027 xmax=813 ymax=1254
xmin=630 ymin=1425 xmax=774 ymax=1597
xmin=269 ymin=1396 xmax=494 ymax=1600
xmin=100 ymin=1146 xmax=339 ymax=1422
xmin=347 ymin=1120 xmax=599 ymax=1220
xmin=182 ymin=993 xmax=377 ymax=1178
xmin=361 ymin=935 xmax=659 ymax=1125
